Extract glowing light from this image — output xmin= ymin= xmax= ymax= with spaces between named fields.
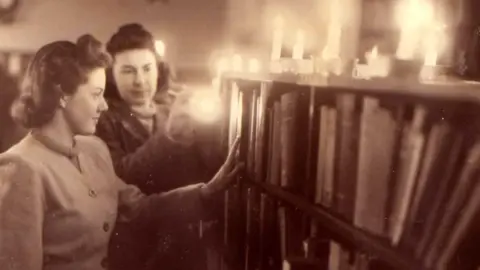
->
xmin=370 ymin=46 xmax=378 ymax=59
xmin=232 ymin=54 xmax=243 ymax=72
xmin=423 ymin=23 xmax=446 ymax=66
xmin=292 ymin=30 xmax=305 ymax=59
xmin=273 ymin=15 xmax=284 ymax=29
xmin=396 ymin=0 xmax=434 ymax=29
xmin=155 ymin=40 xmax=166 ymax=57
xmin=271 ymin=15 xmax=284 ymax=60
xmin=395 ymin=0 xmax=435 ymax=60
xmin=189 ymin=91 xmax=222 ymax=123
xmin=248 ymin=58 xmax=260 ymax=73
xmin=216 ymin=57 xmax=229 ymax=77
xmin=365 ymin=45 xmax=390 ymax=78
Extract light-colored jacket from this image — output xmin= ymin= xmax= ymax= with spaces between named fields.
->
xmin=0 ymin=134 xmax=205 ymax=270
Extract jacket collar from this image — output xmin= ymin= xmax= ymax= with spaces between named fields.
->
xmin=108 ymin=99 xmax=169 ymax=142
xmin=30 ymin=130 xmax=79 ymax=158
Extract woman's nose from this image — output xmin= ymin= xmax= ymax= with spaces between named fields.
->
xmin=99 ymin=97 xmax=109 ymax=112
xmin=133 ymin=71 xmax=146 ymax=86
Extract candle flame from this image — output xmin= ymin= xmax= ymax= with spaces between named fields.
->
xmin=216 ymin=57 xmax=229 ymax=76
xmin=423 ymin=22 xmax=445 ymax=66
xmin=155 ymin=40 xmax=166 ymax=57
xmin=293 ymin=30 xmax=305 ymax=59
xmin=271 ymin=15 xmax=284 ymax=60
xmin=371 ymin=46 xmax=378 ymax=59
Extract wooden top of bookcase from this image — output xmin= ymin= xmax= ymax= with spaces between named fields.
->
xmin=224 ymin=72 xmax=480 ymax=104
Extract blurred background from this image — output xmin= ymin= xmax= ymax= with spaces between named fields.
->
xmin=0 ymin=0 xmax=477 ymax=153
xmin=0 ymin=0 xmax=474 ymax=82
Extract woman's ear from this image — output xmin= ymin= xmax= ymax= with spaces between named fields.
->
xmin=59 ymin=96 xmax=68 ymax=108
xmin=59 ymin=94 xmax=73 ymax=109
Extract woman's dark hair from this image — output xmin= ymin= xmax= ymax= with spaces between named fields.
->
xmin=104 ymin=23 xmax=177 ymax=102
xmin=106 ymin=23 xmax=156 ymax=56
xmin=11 ymin=34 xmax=111 ymax=128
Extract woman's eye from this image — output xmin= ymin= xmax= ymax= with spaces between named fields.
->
xmin=121 ymin=69 xmax=134 ymax=74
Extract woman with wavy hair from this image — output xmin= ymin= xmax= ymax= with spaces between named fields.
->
xmin=0 ymin=34 xmax=240 ymax=270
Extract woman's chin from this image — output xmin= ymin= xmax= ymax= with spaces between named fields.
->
xmin=75 ymin=125 xmax=97 ymax=136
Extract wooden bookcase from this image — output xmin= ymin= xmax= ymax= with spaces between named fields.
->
xmin=218 ymin=73 xmax=480 ymax=270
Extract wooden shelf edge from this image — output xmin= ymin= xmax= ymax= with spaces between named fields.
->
xmin=244 ymin=179 xmax=429 ymax=270
xmin=224 ymin=72 xmax=480 ymax=105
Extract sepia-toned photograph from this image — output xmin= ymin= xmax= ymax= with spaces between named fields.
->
xmin=0 ymin=0 xmax=479 ymax=270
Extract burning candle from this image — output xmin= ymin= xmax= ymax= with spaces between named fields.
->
xmin=216 ymin=57 xmax=229 ymax=77
xmin=366 ymin=46 xmax=379 ymax=63
xmin=325 ymin=0 xmax=342 ymax=59
xmin=271 ymin=15 xmax=284 ymax=60
xmin=423 ymin=23 xmax=446 ymax=66
xmin=248 ymin=58 xmax=260 ymax=73
xmin=292 ymin=30 xmax=305 ymax=59
xmin=365 ymin=46 xmax=391 ymax=77
xmin=423 ymin=46 xmax=437 ymax=66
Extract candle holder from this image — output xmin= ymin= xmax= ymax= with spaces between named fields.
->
xmin=269 ymin=58 xmax=314 ymax=74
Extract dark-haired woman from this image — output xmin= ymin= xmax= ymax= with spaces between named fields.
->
xmin=0 ymin=34 xmax=241 ymax=270
xmin=95 ymin=24 xmax=224 ymax=270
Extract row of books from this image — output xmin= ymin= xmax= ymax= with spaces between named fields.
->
xmin=222 ymin=80 xmax=480 ymax=270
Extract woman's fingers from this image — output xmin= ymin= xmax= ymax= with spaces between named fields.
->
xmin=225 ymin=137 xmax=240 ymax=166
xmin=226 ymin=163 xmax=244 ymax=178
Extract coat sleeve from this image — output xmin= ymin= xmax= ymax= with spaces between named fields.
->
xmin=0 ymin=154 xmax=45 ymax=270
xmin=87 ymin=135 xmax=208 ymax=226
xmin=95 ymin=114 xmax=176 ymax=185
xmin=116 ymin=180 xmax=207 ymax=226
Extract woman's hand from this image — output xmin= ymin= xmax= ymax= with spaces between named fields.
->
xmin=201 ymin=137 xmax=243 ymax=197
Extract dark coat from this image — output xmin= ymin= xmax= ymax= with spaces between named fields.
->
xmin=95 ymin=98 xmax=224 ymax=270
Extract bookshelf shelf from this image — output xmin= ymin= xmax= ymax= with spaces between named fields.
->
xmin=224 ymin=72 xmax=480 ymax=105
xmin=220 ymin=74 xmax=480 ymax=270
xmin=244 ymin=178 xmax=428 ymax=270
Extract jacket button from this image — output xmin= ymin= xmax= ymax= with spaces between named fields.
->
xmin=103 ymin=222 xmax=110 ymax=232
xmin=101 ymin=257 xmax=108 ymax=269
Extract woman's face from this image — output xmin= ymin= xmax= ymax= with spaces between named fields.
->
xmin=62 ymin=68 xmax=108 ymax=135
xmin=112 ymin=49 xmax=159 ymax=106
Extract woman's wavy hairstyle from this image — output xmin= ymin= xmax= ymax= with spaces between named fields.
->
xmin=11 ymin=34 xmax=111 ymax=128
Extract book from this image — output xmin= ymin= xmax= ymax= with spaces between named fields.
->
xmin=334 ymin=94 xmax=360 ymax=221
xmin=388 ymin=105 xmax=428 ymax=245
xmin=354 ymin=97 xmax=398 ymax=236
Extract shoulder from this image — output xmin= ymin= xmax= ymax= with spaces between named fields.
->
xmin=0 ymin=148 xmax=44 ymax=197
xmin=1 ymin=137 xmax=42 ymax=170
xmin=0 ymin=151 xmax=36 ymax=173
